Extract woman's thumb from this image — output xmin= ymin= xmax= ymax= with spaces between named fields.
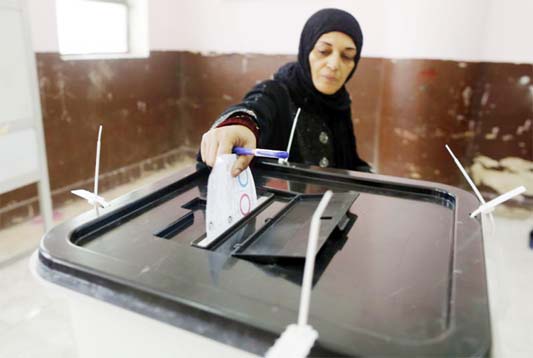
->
xmin=231 ymin=154 xmax=253 ymax=177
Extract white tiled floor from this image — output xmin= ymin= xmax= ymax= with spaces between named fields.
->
xmin=0 ymin=258 xmax=76 ymax=357
xmin=484 ymin=209 xmax=533 ymax=358
xmin=0 ymin=163 xmax=532 ymax=357
xmin=0 ymin=160 xmax=194 ymax=358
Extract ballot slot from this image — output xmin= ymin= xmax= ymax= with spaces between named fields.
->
xmin=188 ymin=190 xmax=359 ymax=262
xmin=150 ymin=187 xmax=274 ymax=246
xmin=231 ymin=191 xmax=359 ymax=263
xmin=154 ymin=197 xmax=205 ymax=239
xmin=190 ymin=191 xmax=277 ymax=249
xmin=206 ymin=198 xmax=293 ymax=255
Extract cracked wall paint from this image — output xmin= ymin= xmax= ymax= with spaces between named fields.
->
xmin=470 ymin=155 xmax=533 ymax=197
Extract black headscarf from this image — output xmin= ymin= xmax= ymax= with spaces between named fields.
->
xmin=273 ymin=8 xmax=368 ymax=170
xmin=274 ymin=8 xmax=363 ymax=111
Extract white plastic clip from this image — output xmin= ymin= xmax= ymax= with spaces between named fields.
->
xmin=265 ymin=190 xmax=332 ymax=358
xmin=445 ymin=144 xmax=525 ymax=217
xmin=71 ymin=125 xmax=109 ymax=210
xmin=70 ymin=189 xmax=109 ymax=208
xmin=278 ymin=107 xmax=301 ymax=165
xmin=470 ymin=186 xmax=526 ymax=218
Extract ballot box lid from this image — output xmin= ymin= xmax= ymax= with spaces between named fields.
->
xmin=37 ymin=160 xmax=491 ymax=357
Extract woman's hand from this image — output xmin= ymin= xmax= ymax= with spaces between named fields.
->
xmin=200 ymin=125 xmax=257 ymax=177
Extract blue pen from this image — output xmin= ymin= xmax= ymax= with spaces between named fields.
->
xmin=233 ymin=146 xmax=289 ymax=159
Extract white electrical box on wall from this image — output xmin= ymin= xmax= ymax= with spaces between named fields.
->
xmin=0 ymin=0 xmax=53 ymax=230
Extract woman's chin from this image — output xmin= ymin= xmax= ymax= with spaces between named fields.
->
xmin=316 ymin=84 xmax=341 ymax=95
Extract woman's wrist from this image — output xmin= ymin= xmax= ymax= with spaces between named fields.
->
xmin=216 ymin=114 xmax=260 ymax=143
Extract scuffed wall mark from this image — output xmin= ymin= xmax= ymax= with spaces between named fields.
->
xmin=516 ymin=119 xmax=531 ymax=135
xmin=98 ymin=62 xmax=114 ymax=80
xmin=419 ymin=68 xmax=437 ymax=80
xmin=470 ymin=155 xmax=533 ymax=196
xmin=87 ymin=63 xmax=114 ymax=100
xmin=88 ymin=71 xmax=106 ymax=100
xmin=107 ymin=92 xmax=113 ymax=101
xmin=480 ymin=85 xmax=490 ymax=107
xmin=456 ymin=114 xmax=465 ymax=122
xmin=462 ymin=86 xmax=472 ymax=107
xmin=136 ymin=101 xmax=147 ymax=113
xmin=485 ymin=126 xmax=499 ymax=140
xmin=52 ymin=70 xmax=74 ymax=122
xmin=57 ymin=76 xmax=67 ymax=97
xmin=222 ymin=94 xmax=233 ymax=101
xmin=60 ymin=109 xmax=71 ymax=123
xmin=394 ymin=128 xmax=418 ymax=142
xmin=451 ymin=131 xmax=475 ymax=139
xmin=241 ymin=56 xmax=248 ymax=74
xmin=529 ymin=86 xmax=533 ymax=112
xmin=405 ymin=162 xmax=421 ymax=179
xmin=502 ymin=134 xmax=514 ymax=142
xmin=519 ymin=76 xmax=530 ymax=86
xmin=501 ymin=157 xmax=533 ymax=173
xmin=475 ymin=156 xmax=499 ymax=168
xmin=458 ymin=62 xmax=468 ymax=68
xmin=39 ymin=76 xmax=51 ymax=91
xmin=432 ymin=128 xmax=445 ymax=138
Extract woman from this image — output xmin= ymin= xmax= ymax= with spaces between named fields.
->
xmin=200 ymin=8 xmax=371 ymax=177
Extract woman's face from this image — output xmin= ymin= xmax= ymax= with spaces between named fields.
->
xmin=308 ymin=31 xmax=357 ymax=95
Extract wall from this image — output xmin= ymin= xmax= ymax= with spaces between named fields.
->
xmin=0 ymin=0 xmax=531 ymax=228
xmin=28 ymin=0 xmax=533 ymax=62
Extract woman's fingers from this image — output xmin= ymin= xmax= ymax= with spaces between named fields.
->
xmin=216 ymin=135 xmax=233 ymax=158
xmin=200 ymin=125 xmax=256 ymax=171
xmin=200 ymin=133 xmax=208 ymax=163
xmin=205 ymin=132 xmax=219 ymax=167
xmin=231 ymin=126 xmax=256 ymax=177
xmin=232 ymin=154 xmax=253 ymax=177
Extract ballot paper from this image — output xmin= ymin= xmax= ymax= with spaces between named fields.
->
xmin=199 ymin=154 xmax=257 ymax=248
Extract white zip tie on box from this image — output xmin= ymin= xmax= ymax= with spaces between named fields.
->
xmin=445 ymin=144 xmax=525 ymax=218
xmin=278 ymin=107 xmax=301 ymax=165
xmin=265 ymin=190 xmax=332 ymax=358
xmin=470 ymin=186 xmax=526 ymax=218
xmin=71 ymin=125 xmax=109 ymax=211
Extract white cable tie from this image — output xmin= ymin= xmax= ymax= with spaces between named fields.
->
xmin=71 ymin=125 xmax=109 ymax=211
xmin=278 ymin=108 xmax=301 ymax=164
xmin=470 ymin=186 xmax=526 ymax=217
xmin=265 ymin=190 xmax=332 ymax=358
xmin=445 ymin=145 xmax=485 ymax=204
xmin=71 ymin=189 xmax=110 ymax=208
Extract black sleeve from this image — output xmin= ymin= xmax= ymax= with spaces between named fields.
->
xmin=213 ymin=80 xmax=293 ymax=150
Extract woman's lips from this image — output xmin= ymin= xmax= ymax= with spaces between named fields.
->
xmin=321 ymin=74 xmax=338 ymax=83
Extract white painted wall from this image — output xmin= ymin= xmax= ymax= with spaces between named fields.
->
xmin=27 ymin=0 xmax=59 ymax=52
xmin=28 ymin=0 xmax=533 ymax=63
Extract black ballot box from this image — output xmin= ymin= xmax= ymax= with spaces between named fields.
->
xmin=34 ymin=160 xmax=491 ymax=357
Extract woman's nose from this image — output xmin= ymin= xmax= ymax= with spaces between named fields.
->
xmin=326 ymin=53 xmax=340 ymax=71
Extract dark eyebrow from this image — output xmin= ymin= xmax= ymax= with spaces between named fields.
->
xmin=316 ymin=41 xmax=333 ymax=47
xmin=317 ymin=40 xmax=356 ymax=51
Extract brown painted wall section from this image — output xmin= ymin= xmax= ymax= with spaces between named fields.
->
xmin=0 ymin=51 xmax=531 ymax=228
